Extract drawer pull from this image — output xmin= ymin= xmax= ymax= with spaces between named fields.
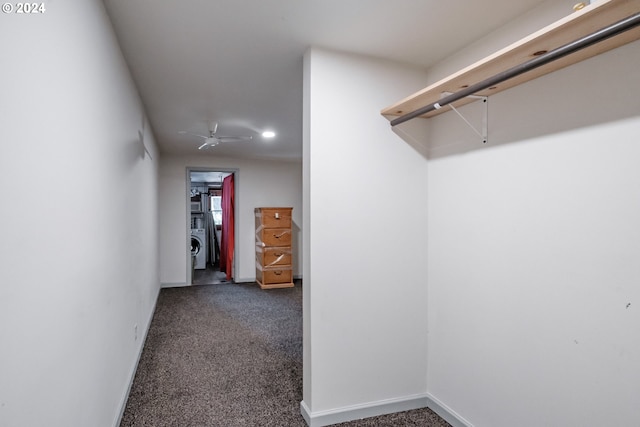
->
xmin=273 ymin=231 xmax=288 ymax=239
xmin=274 ymin=271 xmax=282 ymax=275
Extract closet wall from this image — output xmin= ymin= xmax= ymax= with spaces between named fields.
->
xmin=424 ymin=1 xmax=640 ymax=424
xmin=0 ymin=1 xmax=160 ymax=426
xmin=302 ymin=48 xmax=430 ymax=424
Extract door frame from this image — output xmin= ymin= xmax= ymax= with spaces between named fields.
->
xmin=186 ymin=166 xmax=239 ymax=285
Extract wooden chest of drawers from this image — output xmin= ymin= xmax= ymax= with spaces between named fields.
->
xmin=255 ymin=207 xmax=294 ymax=289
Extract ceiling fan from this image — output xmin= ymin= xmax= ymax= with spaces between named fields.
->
xmin=179 ymin=121 xmax=252 ymax=150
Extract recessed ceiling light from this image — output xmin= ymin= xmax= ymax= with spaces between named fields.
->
xmin=262 ymin=131 xmax=276 ymax=138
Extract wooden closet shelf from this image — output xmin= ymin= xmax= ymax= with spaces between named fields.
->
xmin=381 ymin=0 xmax=640 ymax=121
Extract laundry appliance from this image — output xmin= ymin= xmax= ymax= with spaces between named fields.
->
xmin=191 ymin=228 xmax=207 ymax=270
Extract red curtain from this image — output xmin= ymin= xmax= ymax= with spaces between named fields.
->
xmin=220 ymin=174 xmax=234 ymax=280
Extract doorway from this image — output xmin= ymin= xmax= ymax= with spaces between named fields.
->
xmin=188 ymin=168 xmax=237 ymax=285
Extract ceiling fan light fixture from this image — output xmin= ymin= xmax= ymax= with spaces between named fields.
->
xmin=262 ymin=130 xmax=276 ymax=138
xmin=181 ymin=120 xmax=251 ymax=149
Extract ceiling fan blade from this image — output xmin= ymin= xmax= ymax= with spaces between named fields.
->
xmin=178 ymin=130 xmax=207 ymax=139
xmin=183 ymin=122 xmax=251 ymax=149
xmin=209 ymin=121 xmax=218 ymax=135
xmin=216 ymin=136 xmax=253 ymax=142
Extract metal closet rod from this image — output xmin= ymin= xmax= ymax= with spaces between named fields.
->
xmin=390 ymin=12 xmax=640 ymax=127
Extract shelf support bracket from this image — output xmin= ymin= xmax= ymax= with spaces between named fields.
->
xmin=440 ymin=93 xmax=488 ymax=144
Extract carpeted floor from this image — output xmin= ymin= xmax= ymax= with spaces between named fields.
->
xmin=120 ymin=282 xmax=450 ymax=427
xmin=192 ymin=265 xmax=228 ymax=285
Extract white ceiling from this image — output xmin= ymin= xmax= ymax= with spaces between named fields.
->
xmin=103 ymin=0 xmax=545 ymax=161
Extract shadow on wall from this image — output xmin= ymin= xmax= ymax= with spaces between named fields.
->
xmin=121 ymin=112 xmax=154 ymax=170
xmin=385 ymin=115 xmax=430 ymax=161
xmin=390 ymin=42 xmax=639 ymax=160
xmin=292 ymin=219 xmax=301 ymax=278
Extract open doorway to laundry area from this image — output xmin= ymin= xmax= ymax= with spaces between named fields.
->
xmin=188 ymin=168 xmax=237 ymax=285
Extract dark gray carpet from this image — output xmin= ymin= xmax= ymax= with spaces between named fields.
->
xmin=120 ymin=282 xmax=450 ymax=427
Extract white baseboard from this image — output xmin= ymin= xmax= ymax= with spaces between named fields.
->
xmin=300 ymin=394 xmax=430 ymax=427
xmin=233 ymin=277 xmax=255 ymax=283
xmin=425 ymin=393 xmax=474 ymax=427
xmin=161 ymin=282 xmax=189 ymax=288
xmin=300 ymin=392 xmax=473 ymax=427
xmin=113 ymin=286 xmax=160 ymax=427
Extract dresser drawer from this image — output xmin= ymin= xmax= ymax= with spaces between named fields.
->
xmin=256 ymin=265 xmax=292 ymax=286
xmin=256 ymin=228 xmax=291 ymax=247
xmin=256 ymin=246 xmax=291 ymax=267
xmin=255 ymin=208 xmax=292 ymax=229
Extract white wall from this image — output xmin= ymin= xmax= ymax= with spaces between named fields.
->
xmin=426 ymin=0 xmax=574 ymax=85
xmin=159 ymin=154 xmax=302 ymax=285
xmin=426 ymin=2 xmax=640 ymax=425
xmin=302 ymin=48 xmax=431 ymax=425
xmin=0 ymin=1 xmax=160 ymax=426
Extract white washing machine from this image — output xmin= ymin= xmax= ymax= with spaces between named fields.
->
xmin=191 ymin=228 xmax=207 ymax=269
